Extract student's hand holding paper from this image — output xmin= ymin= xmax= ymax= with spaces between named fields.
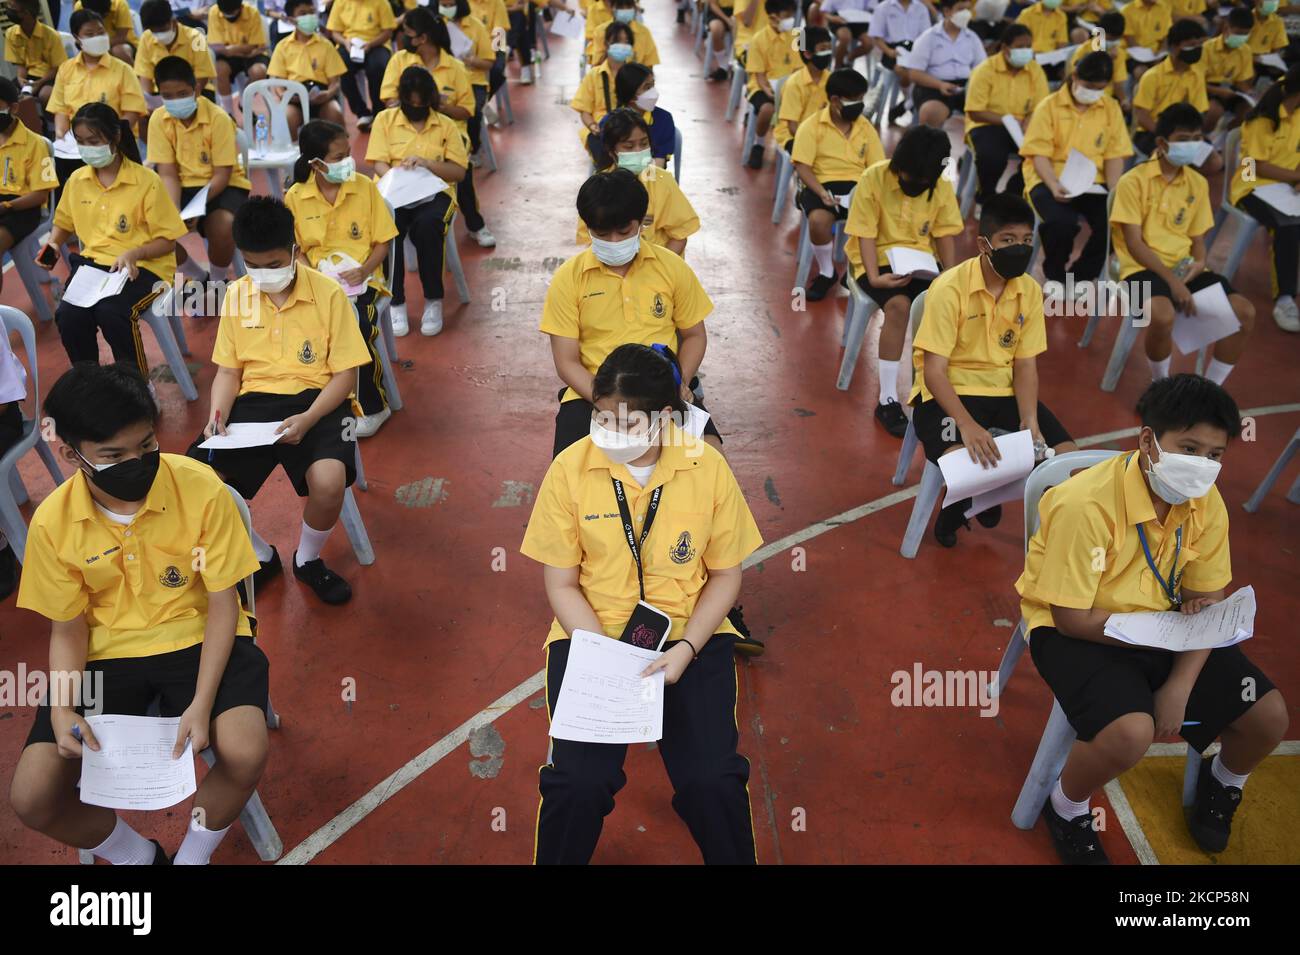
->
xmin=52 ymin=708 xmax=99 ymax=759
xmin=173 ymin=704 xmax=209 ymax=759
xmin=1171 ymin=277 xmax=1196 ymax=316
xmin=276 ymin=413 xmax=313 ymax=445
xmin=203 ymin=410 xmax=228 ymax=439
xmin=338 ymin=267 xmax=368 ymax=288
xmin=872 ymin=270 xmax=911 ymax=287
xmin=112 ymin=249 xmax=141 ymax=281
xmin=958 ymin=419 xmax=1002 ymax=468
xmin=1181 ymin=594 xmax=1222 ymax=615
xmin=640 ymin=641 xmax=693 ymax=685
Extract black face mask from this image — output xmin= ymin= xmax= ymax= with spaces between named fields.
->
xmin=401 ymin=102 xmax=430 ymax=122
xmin=898 ymin=177 xmax=931 ymax=198
xmin=839 ymin=101 xmax=865 ymax=122
xmin=404 ymin=33 xmax=419 ymax=50
xmin=1178 ymin=46 xmax=1202 ymax=64
xmin=78 ymin=449 xmax=161 ymax=502
xmin=0 ymin=112 xmax=12 ymax=132
xmin=984 ymin=242 xmax=1033 ymax=280
xmin=810 ymin=52 xmax=833 ymax=68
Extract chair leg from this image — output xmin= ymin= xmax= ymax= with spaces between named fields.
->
xmin=353 ymin=443 xmax=368 ymax=493
xmin=1223 ymin=223 xmax=1258 ymax=281
xmin=991 ymin=619 xmax=1027 ymax=699
xmin=892 ymin=420 xmax=919 ymax=487
xmin=145 ymin=314 xmax=199 ymax=401
xmin=238 ymin=789 xmax=285 ymax=862
xmin=1100 ymin=314 xmax=1141 ymax=393
xmin=168 ymin=308 xmax=192 ymax=357
xmin=36 ymin=437 xmax=64 ymax=486
xmin=13 ymin=254 xmax=54 ymax=323
xmin=1243 ymin=433 xmax=1299 ymax=512
xmin=900 ymin=461 xmax=942 ymax=558
xmin=374 ymin=320 xmax=402 ymax=413
xmin=1182 ymin=746 xmax=1203 ymax=808
xmin=9 ymin=466 xmax=28 ymax=506
xmin=340 ymin=488 xmax=375 ymax=565
xmin=1011 ymin=699 xmax=1077 ymax=829
xmin=445 ymin=232 xmax=471 ymax=304
xmin=836 ymin=297 xmax=869 ymax=390
xmin=0 ymin=479 xmax=27 ymax=562
xmin=794 ymin=219 xmax=811 ymax=290
xmin=1077 ymin=312 xmax=1101 ymax=348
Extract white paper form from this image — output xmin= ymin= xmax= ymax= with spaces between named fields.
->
xmin=447 ymin=21 xmax=474 ymax=60
xmin=965 ymin=474 xmax=1028 ymax=520
xmin=550 ymin=11 xmax=586 ymax=39
xmin=683 ymin=402 xmax=711 ymax=437
xmin=1185 ymin=140 xmax=1214 ymax=167
xmin=179 ymin=184 xmax=209 ymax=220
xmin=886 ymin=246 xmax=940 ymax=277
xmin=53 ymin=131 xmax=80 ymax=160
xmin=375 ymin=166 xmax=448 ymax=209
xmin=197 ymin=421 xmax=287 ymax=449
xmin=349 ymin=37 xmax=366 ymax=62
xmin=549 ymin=629 xmax=665 ymax=744
xmin=63 ymin=267 xmax=128 ymax=307
xmin=938 ymin=428 xmax=1036 ymax=508
xmin=1256 ymin=53 xmax=1288 ymax=72
xmin=1171 ymin=281 xmax=1242 ymax=355
xmin=1058 ymin=149 xmax=1107 ymax=198
xmin=1252 ymin=182 xmax=1300 ymax=218
xmin=1104 ymin=586 xmax=1256 ymax=651
xmin=1001 ymin=114 xmax=1024 ymax=148
xmin=838 ymin=9 xmax=872 ymax=21
xmin=1126 ymin=46 xmax=1159 ymax=63
xmin=79 ymin=714 xmax=197 ymax=811
xmin=1035 ymin=43 xmax=1078 ymax=67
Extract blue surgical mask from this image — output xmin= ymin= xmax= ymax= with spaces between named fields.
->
xmin=616 ymin=148 xmax=652 ymax=174
xmin=1008 ymin=47 xmax=1033 ymax=68
xmin=322 ymin=156 xmax=355 ymax=183
xmin=607 ymin=42 xmax=634 ymax=62
xmin=590 ymin=233 xmax=640 ymax=266
xmin=614 ymin=7 xmax=635 ymax=22
xmin=164 ymin=95 xmax=197 ymax=119
xmin=78 ymin=143 xmax=114 ymax=167
xmin=1165 ymin=141 xmax=1200 ymax=166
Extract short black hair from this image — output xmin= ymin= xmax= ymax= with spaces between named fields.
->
xmin=154 ymin=55 xmax=196 ymax=88
xmin=1136 ymin=374 xmax=1241 ymax=440
xmin=398 ymin=64 xmax=437 ymax=105
xmin=0 ymin=77 xmax=20 ymax=107
xmin=1156 ymin=102 xmax=1202 ymax=139
xmin=978 ymin=192 xmax=1034 ymax=236
xmin=1074 ymin=49 xmax=1114 ymax=83
xmin=601 ymin=107 xmax=651 ymax=151
xmin=889 ymin=125 xmax=949 ymax=187
xmin=217 ymin=0 xmax=244 ymax=13
xmin=1000 ymin=23 xmax=1032 ymax=46
xmin=285 ymin=0 xmax=314 ymax=14
xmin=140 ymin=0 xmax=173 ymax=30
xmin=80 ymin=0 xmax=111 ymax=16
xmin=604 ymin=20 xmax=634 ymax=46
xmin=936 ymin=0 xmax=964 ymax=9
xmin=69 ymin=9 xmax=105 ymax=37
xmin=1098 ymin=11 xmax=1125 ymax=35
xmin=1169 ymin=19 xmax=1206 ymax=46
xmin=826 ymin=67 xmax=869 ymax=100
xmin=613 ymin=61 xmax=653 ymax=105
xmin=1227 ymin=7 xmax=1254 ymax=30
xmin=233 ymin=196 xmax=297 ymax=253
xmin=801 ymin=25 xmax=833 ymax=51
xmin=592 ymin=344 xmax=688 ymax=417
xmin=576 ymin=168 xmax=650 ymax=231
xmin=764 ymin=0 xmax=797 ymax=13
xmin=45 ymin=363 xmax=158 ymax=450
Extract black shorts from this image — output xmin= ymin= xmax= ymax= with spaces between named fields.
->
xmin=1125 ymin=269 xmax=1234 ymax=304
xmin=0 ymin=193 xmax=41 ymax=243
xmin=216 ymin=53 xmax=270 ymax=77
xmin=748 ymin=89 xmax=774 ymax=112
xmin=179 ymin=185 xmax=249 ymax=236
xmin=912 ymin=83 xmax=965 ymax=114
xmin=911 ymin=393 xmax=1072 ymax=464
xmin=796 ymin=179 xmax=856 ymax=220
xmin=855 ymin=268 xmax=933 ymax=308
xmin=552 ymin=381 xmax=722 ymax=459
xmin=705 ymin=6 xmax=734 ymax=26
xmin=1029 ymin=626 xmax=1276 ymax=753
xmin=834 ymin=20 xmax=873 ymax=38
xmin=24 ymin=635 xmax=269 ymax=749
xmin=0 ymin=400 xmax=21 ymax=452
xmin=1208 ymin=91 xmax=1248 ymax=111
xmin=186 ymin=389 xmax=358 ymax=499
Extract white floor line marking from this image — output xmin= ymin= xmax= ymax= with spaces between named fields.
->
xmin=1144 ymin=740 xmax=1300 ymax=758
xmin=278 ymin=404 xmax=1300 ymax=863
xmin=1104 ymin=779 xmax=1162 ymax=865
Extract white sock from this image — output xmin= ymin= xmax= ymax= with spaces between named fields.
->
xmin=811 ymin=242 xmax=833 ymax=277
xmin=1205 ymin=358 xmax=1234 ymax=385
xmin=219 ymin=93 xmax=234 ymax=111
xmin=1050 ymin=777 xmax=1091 ymax=820
xmin=249 ymin=527 xmax=273 ymax=562
xmin=296 ymin=521 xmax=333 ymax=566
xmin=90 ymin=817 xmax=156 ymax=865
xmin=172 ymin=818 xmax=230 ymax=865
xmin=877 ymin=359 xmax=900 ymax=404
xmin=1148 ymin=356 xmax=1171 ymax=380
xmin=179 ymin=256 xmax=206 ymax=280
xmin=1211 ymin=753 xmax=1250 ymax=790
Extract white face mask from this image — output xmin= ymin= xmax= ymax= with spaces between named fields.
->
xmin=635 ymin=87 xmax=659 ymax=111
xmin=590 ymin=233 xmax=640 ymax=266
xmin=590 ymin=416 xmax=662 ymax=466
xmin=80 ymin=34 xmax=111 ymax=57
xmin=1072 ymin=83 xmax=1104 ymax=104
xmin=248 ymin=261 xmax=296 ymax=293
xmin=950 ymin=9 xmax=973 ymax=28
xmin=777 ymin=16 xmax=795 ymax=31
xmin=1145 ymin=435 xmax=1221 ymax=505
xmin=153 ymin=28 xmax=176 ymax=46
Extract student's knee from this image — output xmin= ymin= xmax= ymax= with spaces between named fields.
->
xmin=207 ymin=208 xmax=235 ymax=237
xmin=249 ymin=63 xmax=267 ymax=82
xmin=306 ymin=460 xmax=347 ymax=501
xmin=1235 ymin=688 xmax=1288 ymax=747
xmin=1069 ymin=25 xmax=1089 ymax=44
xmin=542 ymin=760 xmax=622 ymax=813
xmin=883 ymin=296 xmax=910 ymax=323
xmin=10 ymin=756 xmax=71 ymax=831
xmin=673 ymin=763 xmax=746 ymax=808
xmin=211 ymin=711 xmax=269 ymax=787
xmin=1053 ymin=440 xmax=1079 ymax=454
xmin=918 ymin=101 xmax=948 ymax=128
xmin=1148 ymin=296 xmax=1175 ymax=329
xmin=1092 ymin=712 xmax=1154 ymax=768
xmin=321 ymin=102 xmax=344 ymax=124
xmin=807 ymin=209 xmax=834 ymax=240
xmin=217 ymin=59 xmax=232 ymax=81
xmin=1229 ymin=293 xmax=1255 ymax=332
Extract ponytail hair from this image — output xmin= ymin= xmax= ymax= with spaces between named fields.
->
xmin=71 ymin=102 xmax=141 ymax=165
xmin=292 ymin=118 xmax=347 ymax=183
xmin=614 ymin=61 xmax=652 ymax=106
xmin=591 ymin=343 xmax=688 ymax=418
xmin=1247 ymin=65 xmax=1300 ymax=131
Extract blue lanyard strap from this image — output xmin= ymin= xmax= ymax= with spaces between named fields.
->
xmin=1136 ymin=524 xmax=1182 ymax=609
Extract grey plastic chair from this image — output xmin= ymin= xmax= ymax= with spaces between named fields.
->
xmin=893 ymin=293 xmax=945 ymax=559
xmin=837 ymin=272 xmax=879 ymax=390
xmin=5 ymin=135 xmax=59 ymax=323
xmin=494 ymin=77 xmax=515 ymax=126
xmin=240 ymin=78 xmax=309 ymax=198
xmin=673 ymin=125 xmax=682 ymax=182
xmin=724 ymin=64 xmax=747 ymax=121
xmin=793 ymin=213 xmax=848 ymax=292
xmin=1242 ymin=427 xmax=1300 ymax=513
xmin=1204 ymin=129 xmax=1258 ymax=276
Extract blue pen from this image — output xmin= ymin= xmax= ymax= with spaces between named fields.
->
xmin=71 ymin=724 xmax=81 ymax=740
xmin=1182 ymin=721 xmax=1201 ymax=726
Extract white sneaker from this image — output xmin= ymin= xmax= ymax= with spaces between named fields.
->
xmin=390 ymin=303 xmax=409 ymax=337
xmin=1273 ymin=297 xmax=1300 ymax=332
xmin=354 ymin=407 xmax=391 ymax=438
xmin=483 ymin=103 xmax=500 ymax=125
xmin=468 ymin=227 xmax=496 ymax=248
xmin=421 ymin=300 xmax=444 ymax=336
xmin=520 ymin=65 xmax=534 ymax=85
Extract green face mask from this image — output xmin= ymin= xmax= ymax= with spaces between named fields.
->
xmin=1225 ymin=33 xmax=1249 ymax=48
xmin=616 ymin=148 xmax=652 ymax=174
xmin=1261 ymin=0 xmax=1279 ymax=13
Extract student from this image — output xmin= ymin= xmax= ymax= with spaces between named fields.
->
xmin=0 ymin=77 xmax=59 ymax=297
xmin=49 ymin=11 xmax=147 ymax=181
xmin=1247 ymin=0 xmax=1288 ymax=67
xmin=868 ymin=0 xmax=935 ymax=83
xmin=1015 ymin=0 xmax=1070 ymax=53
xmin=1132 ymin=19 xmax=1222 ymax=174
xmin=571 ymin=20 xmax=636 ymax=162
xmin=1203 ymin=8 xmax=1256 ymax=130
xmin=580 ymin=109 xmax=700 ymax=256
xmin=1015 ymin=374 xmax=1288 ymax=864
xmin=1068 ymin=12 xmax=1129 ymax=106
xmin=581 ymin=0 xmax=615 ymax=68
xmin=148 ymin=57 xmax=251 ymax=284
xmin=964 ymin=23 xmax=1047 ymax=205
xmin=326 ymin=0 xmax=397 ymax=130
xmin=384 ymin=10 xmax=495 ymax=248
xmin=1169 ymin=0 xmax=1208 ymax=23
xmin=791 ymin=68 xmax=886 ymax=300
xmin=1021 ymin=51 xmax=1132 ymax=291
xmin=441 ymin=0 xmax=496 ymax=166
xmin=1230 ymin=67 xmax=1300 ymax=332
xmin=743 ymin=0 xmax=800 ymax=169
xmin=188 ymin=197 xmax=371 ymax=603
xmin=1122 ymin=0 xmax=1172 ymax=78
xmin=267 ymin=0 xmax=349 ymax=138
xmin=4 ymin=0 xmax=67 ymax=111
xmin=1111 ymin=104 xmax=1254 ymax=384
xmin=285 ymin=121 xmax=398 ymax=436
xmin=505 ymin=0 xmax=539 ymax=84
xmin=591 ymin=0 xmax=661 ymax=66
xmin=0 ymin=326 xmax=26 ymax=600
xmin=366 ymin=67 xmax=468 ymax=339
xmin=44 ymin=103 xmax=186 ymax=381
xmin=905 ymin=0 xmax=986 ymax=128
xmin=846 ymin=126 xmax=963 ymax=437
xmin=135 ymin=0 xmax=215 ymax=99
xmin=207 ymin=0 xmax=270 ymax=115
xmin=910 ymin=193 xmax=1077 ymax=546
xmin=542 ymin=168 xmax=721 ymax=458
xmin=470 ymin=0 xmax=513 ymax=92
xmin=9 ymin=362 xmax=271 ymax=866
xmin=604 ymin=62 xmax=676 ymax=169
xmin=520 ymin=342 xmax=764 ymax=865
xmin=75 ymin=0 xmax=138 ymax=65
xmin=775 ymin=26 xmax=834 ymax=156
xmin=705 ymin=0 xmax=738 ymax=81
xmin=816 ymin=0 xmax=879 ymax=68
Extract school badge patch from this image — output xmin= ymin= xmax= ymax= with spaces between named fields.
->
xmin=1174 ymin=207 xmax=1186 ymax=226
xmin=999 ymin=329 xmax=1017 ymax=348
xmin=159 ymin=565 xmax=188 ymax=588
xmin=669 ymin=531 xmax=696 ymax=565
xmin=651 ymin=292 xmax=666 ymax=318
xmin=919 ymin=220 xmax=930 ymax=236
xmin=116 ymin=214 xmax=129 ymax=234
xmin=298 ymin=340 xmax=317 ymax=364
xmin=200 ymin=150 xmax=210 ymax=165
xmin=349 ymin=221 xmax=362 ymax=240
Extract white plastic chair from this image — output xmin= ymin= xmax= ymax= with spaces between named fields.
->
xmin=5 ymin=135 xmax=59 ymax=323
xmin=739 ymin=75 xmax=784 ymax=168
xmin=1242 ymin=427 xmax=1300 ymax=513
xmin=702 ymin=30 xmax=732 ymax=78
xmin=724 ymin=64 xmax=747 ymax=121
xmin=477 ymin=121 xmax=499 ymax=173
xmin=494 ymin=79 xmax=515 ymax=125
xmin=793 ymin=214 xmax=848 ymax=291
xmin=1205 ymin=129 xmax=1259 ymax=281
xmin=0 ymin=307 xmax=65 ymax=562
xmin=239 ymin=78 xmax=309 ymax=198
xmin=836 ymin=274 xmax=879 ymax=390
xmin=534 ymin=5 xmax=550 ymax=60
xmin=892 ymin=293 xmax=944 ymax=559
xmin=673 ymin=125 xmax=682 ymax=182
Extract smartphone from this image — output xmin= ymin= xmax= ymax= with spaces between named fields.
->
xmin=619 ymin=600 xmax=673 ymax=652
xmin=35 ymin=243 xmax=59 ymax=268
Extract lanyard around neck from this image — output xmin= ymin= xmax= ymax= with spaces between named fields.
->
xmin=611 ymin=477 xmax=662 ymax=602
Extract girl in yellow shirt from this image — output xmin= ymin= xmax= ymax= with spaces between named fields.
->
xmin=0 ymin=77 xmax=58 ymax=298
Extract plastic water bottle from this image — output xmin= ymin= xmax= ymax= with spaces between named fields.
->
xmin=255 ymin=113 xmax=269 ymax=155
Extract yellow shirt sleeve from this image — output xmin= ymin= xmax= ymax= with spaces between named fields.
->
xmin=844 ymin=171 xmax=880 ymax=241
xmin=326 ymin=4 xmax=346 ymax=33
xmin=1109 ymin=169 xmax=1143 ymax=226
xmin=323 ymin=43 xmax=347 ymax=79
xmin=47 ymin=62 xmax=69 ymax=116
xmin=367 ymin=182 xmax=399 ymax=244
xmin=777 ymin=78 xmax=806 ymax=125
xmin=145 ymin=173 xmax=189 ymax=241
xmin=1015 ymin=291 xmax=1047 ymax=358
xmin=118 ymin=65 xmax=148 ymax=115
xmin=378 ymin=1 xmax=398 ymax=30
xmin=211 ymin=113 xmax=238 ymax=170
xmin=52 ymin=182 xmax=76 ymax=233
xmin=1132 ymin=69 xmax=1158 ymax=112
xmin=655 ymin=174 xmax=700 ymax=240
xmin=912 ymin=280 xmax=962 ymax=358
xmin=1102 ymin=103 xmax=1134 ymax=159
xmin=146 ymin=111 xmax=176 ymax=166
xmin=540 ymin=260 xmax=580 ymax=338
xmin=363 ymin=117 xmax=390 ymax=163
xmin=322 ymin=280 xmax=373 ymax=374
xmin=932 ymin=183 xmax=964 ymax=239
xmin=702 ymin=456 xmax=763 ymax=569
xmin=1019 ymin=100 xmax=1054 ymax=159
xmin=790 ymin=117 xmax=818 ymax=167
xmin=667 ymin=252 xmax=713 ymax=330
xmin=1181 ymin=488 xmax=1232 ymax=592
xmin=1190 ymin=179 xmax=1213 ymax=236
xmin=1021 ymin=496 xmax=1111 ymax=611
xmin=570 ymin=68 xmax=597 ymax=114
xmin=445 ymin=123 xmax=470 ymax=167
xmin=14 ymin=515 xmax=88 ymax=621
xmin=520 ymin=460 xmax=582 ymax=568
xmin=198 ymin=483 xmax=261 ymax=592
xmin=267 ymin=39 xmax=288 ymax=77
xmin=964 ymin=62 xmax=992 ymax=115
xmin=212 ymin=294 xmax=242 ymax=369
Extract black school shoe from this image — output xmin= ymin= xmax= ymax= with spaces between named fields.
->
xmin=1187 ymin=761 xmax=1242 ymax=853
xmin=708 ymin=67 xmax=728 ymax=82
xmin=746 ymin=143 xmax=765 ymax=169
xmin=807 ymin=271 xmax=838 ymax=301
xmin=1042 ymin=800 xmax=1110 ymax=865
xmin=933 ymin=499 xmax=971 ymax=547
xmin=976 ymin=505 xmax=1002 ymax=529
xmin=874 ymin=399 xmax=908 ymax=438
xmin=728 ymin=605 xmax=766 ymax=657
xmin=151 ymin=840 xmax=172 ymax=865
xmin=0 ymin=543 xmax=16 ymax=601
xmin=292 ymin=552 xmax=353 ymax=605
xmin=253 ymin=546 xmax=283 ymax=592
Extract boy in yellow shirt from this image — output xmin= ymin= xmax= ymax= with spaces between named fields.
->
xmin=1122 ymin=0 xmax=1172 ymax=79
xmin=1016 ymin=375 xmax=1287 ymax=863
xmin=964 ymin=23 xmax=1048 ymax=205
xmin=743 ymin=0 xmax=800 ymax=169
xmin=1069 ymin=13 xmax=1130 ymax=106
xmin=325 ymin=0 xmax=397 ymax=130
xmin=1247 ymin=0 xmax=1288 ymax=76
xmin=267 ymin=0 xmax=349 ymax=138
xmin=775 ymin=26 xmax=834 ymax=155
xmin=135 ymin=0 xmax=215 ymax=98
xmin=78 ymin=0 xmax=138 ymax=65
xmin=4 ymin=0 xmax=67 ymax=110
xmin=1131 ymin=19 xmax=1222 ymax=175
xmin=1203 ymin=7 xmax=1256 ymax=130
xmin=208 ymin=0 xmax=270 ymax=114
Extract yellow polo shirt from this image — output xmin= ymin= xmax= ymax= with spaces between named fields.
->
xmin=1020 ymin=83 xmax=1133 ymax=193
xmin=571 ymin=60 xmax=620 ymax=127
xmin=48 ymin=51 xmax=148 ymax=120
xmin=267 ymin=32 xmax=347 ymax=86
xmin=1132 ymin=56 xmax=1209 ymax=115
xmin=577 ymin=164 xmax=700 ymax=247
xmin=541 ymin=240 xmax=713 ymax=403
xmin=284 ymin=172 xmax=398 ymax=294
xmin=1068 ymin=39 xmax=1129 ymax=87
xmin=326 ymin=0 xmax=397 ymax=44
xmin=1016 ymin=451 xmax=1232 ymax=634
xmin=1015 ymin=3 xmax=1070 ymax=53
xmin=1170 ymin=0 xmax=1208 ymax=16
xmin=775 ymin=66 xmax=829 ymax=148
xmin=379 ymin=50 xmax=476 ymax=133
xmin=964 ymin=52 xmax=1049 ymax=132
xmin=4 ymin=21 xmax=68 ymax=80
xmin=745 ymin=25 xmax=799 ymax=94
xmin=449 ymin=14 xmax=494 ymax=86
xmin=469 ymin=0 xmax=510 ymax=37
xmin=134 ymin=23 xmax=215 ymax=89
xmin=213 ymin=265 xmax=372 ymax=396
xmin=53 ymin=159 xmax=187 ymax=278
xmin=73 ymin=0 xmax=138 ymax=42
xmin=1078 ymin=0 xmax=1114 ymax=23
xmin=1110 ymin=157 xmax=1213 ymax=280
xmin=734 ymin=0 xmax=758 ymax=54
xmin=0 ymin=119 xmax=59 ymax=200
xmin=16 ymin=454 xmax=259 ymax=662
xmin=1229 ymin=105 xmax=1300 ymax=204
xmin=908 ymin=253 xmax=1047 ymax=404
xmin=791 ymin=106 xmax=886 ymax=183
xmin=1122 ymin=0 xmax=1172 ymax=50
xmin=1247 ymin=12 xmax=1288 ymax=55
xmin=589 ymin=19 xmax=661 ymax=68
xmin=521 ymin=422 xmax=764 ymax=648
xmin=206 ymin=3 xmax=268 ymax=48
xmin=146 ymin=95 xmax=253 ymax=191
xmin=845 ymin=159 xmax=963 ymax=275
xmin=1201 ymin=35 xmax=1254 ymax=86
xmin=364 ymin=105 xmax=467 ymax=207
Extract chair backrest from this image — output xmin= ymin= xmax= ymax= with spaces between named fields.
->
xmin=59 ymin=31 xmax=76 ymax=58
xmin=240 ymin=78 xmax=310 ymax=153
xmin=1022 ymin=449 xmax=1122 ymax=547
xmin=235 ymin=126 xmax=251 ymax=176
xmin=223 ymin=484 xmax=257 ymax=616
xmin=382 ymin=198 xmax=397 ymax=296
xmin=131 ymin=9 xmax=144 ymax=41
xmin=1221 ymin=127 xmax=1240 ymax=208
xmin=0 ymin=306 xmax=41 ymax=430
xmin=908 ymin=288 xmax=927 ymax=338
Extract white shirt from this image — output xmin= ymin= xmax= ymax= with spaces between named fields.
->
xmin=822 ymin=0 xmax=876 ymax=15
xmin=0 ymin=332 xmax=26 ymax=405
xmin=626 ymin=462 xmax=656 ymax=487
xmin=903 ymin=21 xmax=986 ymax=81
xmin=868 ymin=0 xmax=934 ymax=44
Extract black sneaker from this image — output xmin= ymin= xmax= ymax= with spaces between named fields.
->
xmin=252 ymin=546 xmax=282 ymax=592
xmin=151 ymin=839 xmax=172 ymax=865
xmin=1188 ymin=760 xmax=1242 ymax=853
xmin=727 ymin=605 xmax=766 ymax=657
xmin=292 ymin=552 xmax=353 ymax=605
xmin=807 ymin=271 xmax=837 ymax=301
xmin=356 ymin=115 xmax=374 ymax=132
xmin=746 ymin=143 xmax=765 ymax=169
xmin=708 ymin=67 xmax=729 ymax=82
xmin=874 ymin=399 xmax=908 ymax=438
xmin=1042 ymin=800 xmax=1110 ymax=865
xmin=0 ymin=543 xmax=16 ymax=601
xmin=933 ymin=499 xmax=971 ymax=548
xmin=976 ymin=505 xmax=1003 ymax=529
xmin=676 ymin=6 xmax=686 ymax=22
xmin=888 ymin=101 xmax=907 ymax=125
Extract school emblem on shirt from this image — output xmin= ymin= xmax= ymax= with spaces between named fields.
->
xmin=919 ymin=220 xmax=930 ymax=236
xmin=298 ymin=340 xmax=317 ymax=364
xmin=999 ymin=329 xmax=1017 ymax=348
xmin=669 ymin=531 xmax=696 ymax=565
xmin=349 ymin=221 xmax=362 ymax=240
xmin=115 ymin=214 xmax=129 ymax=234
xmin=1095 ymin=132 xmax=1104 ymax=148
xmin=159 ymin=565 xmax=188 ymax=588
xmin=1174 ymin=206 xmax=1186 ymax=226
xmin=651 ymin=292 xmax=666 ymax=318
xmin=311 ymin=57 xmax=318 ymax=69
xmin=200 ymin=150 xmax=210 ymax=165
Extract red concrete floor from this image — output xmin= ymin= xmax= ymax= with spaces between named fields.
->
xmin=1 ymin=7 xmax=1297 ymax=865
